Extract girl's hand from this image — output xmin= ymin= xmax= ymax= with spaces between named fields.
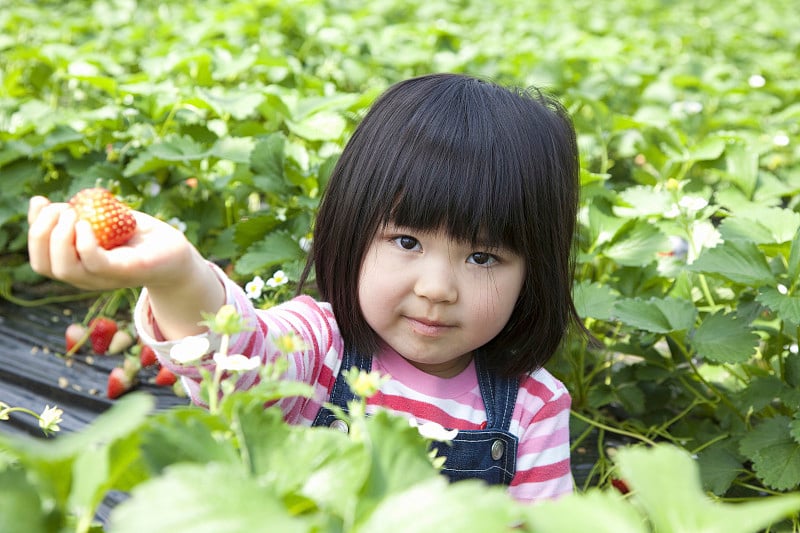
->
xmin=28 ymin=196 xmax=195 ymax=292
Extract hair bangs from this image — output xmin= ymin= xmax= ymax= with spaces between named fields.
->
xmin=381 ymin=85 xmax=530 ymax=254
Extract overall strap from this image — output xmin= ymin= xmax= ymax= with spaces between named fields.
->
xmin=432 ymin=353 xmax=521 ymax=485
xmin=310 ymin=347 xmax=372 ymax=428
xmin=474 ymin=352 xmax=520 ymax=431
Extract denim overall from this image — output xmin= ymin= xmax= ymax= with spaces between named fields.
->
xmin=311 ymin=348 xmax=520 ymax=485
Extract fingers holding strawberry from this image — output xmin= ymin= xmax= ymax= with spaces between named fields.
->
xmin=28 ymin=188 xmax=195 ymax=291
xmin=69 ymin=187 xmax=137 ymax=250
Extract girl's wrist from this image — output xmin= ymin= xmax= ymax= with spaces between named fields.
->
xmin=144 ymin=252 xmax=226 ymax=339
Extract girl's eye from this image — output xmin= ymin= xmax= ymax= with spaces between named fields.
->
xmin=468 ymin=252 xmax=498 ymax=266
xmin=393 ymin=235 xmax=420 ymax=251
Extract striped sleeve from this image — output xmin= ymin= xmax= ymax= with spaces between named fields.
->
xmin=507 ymin=369 xmax=573 ymax=503
xmin=134 ymin=262 xmax=345 ymax=425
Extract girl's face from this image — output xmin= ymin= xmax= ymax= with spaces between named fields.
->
xmin=358 ymin=223 xmax=526 ymax=378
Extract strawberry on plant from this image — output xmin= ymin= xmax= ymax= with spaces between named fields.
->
xmin=89 ymin=317 xmax=118 ymax=355
xmin=154 ymin=366 xmax=177 ymax=386
xmin=107 ymin=367 xmax=133 ymax=399
xmin=139 ymin=344 xmax=157 ymax=367
xmin=65 ymin=323 xmax=88 ymax=353
xmin=610 ymin=478 xmax=630 ymax=495
xmin=108 ymin=330 xmax=135 ymax=354
xmin=69 ymin=187 xmax=137 ymax=250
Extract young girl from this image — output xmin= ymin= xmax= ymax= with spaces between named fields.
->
xmin=27 ymin=73 xmax=582 ymax=503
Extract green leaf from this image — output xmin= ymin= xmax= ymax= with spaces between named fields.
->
xmin=788 ymin=229 xmax=800 ymax=281
xmin=39 ymin=125 xmax=85 ymax=153
xmin=139 ymin=407 xmax=240 ymax=475
xmin=687 ymin=135 xmax=726 ymax=162
xmin=317 ymin=153 xmax=339 ymax=193
xmin=356 ymin=410 xmax=441 ymax=520
xmin=107 ymin=463 xmax=308 ymax=533
xmin=734 ymin=376 xmax=787 ymax=414
xmin=756 ymin=286 xmax=800 ymax=324
xmin=739 ymin=416 xmax=800 ymax=491
xmin=718 ymin=207 xmax=800 ymax=245
xmin=688 ymin=239 xmax=775 ymax=287
xmin=522 ymin=488 xmax=645 ymax=533
xmin=573 ymin=280 xmax=619 ymax=321
xmin=618 ymin=444 xmax=800 ymax=532
xmin=0 ymin=394 xmax=154 ymax=510
xmin=147 ymin=135 xmax=207 ymax=161
xmin=0 ymin=467 xmax=51 ymax=533
xmin=615 ymin=383 xmax=647 ymax=415
xmin=250 ymin=133 xmax=285 ymax=176
xmin=209 ymin=136 xmax=255 ymax=164
xmin=583 ymin=199 xmax=625 ymax=249
xmin=789 ymin=414 xmax=800 ymax=445
xmin=67 ymin=431 xmax=149 ymax=529
xmin=697 ymin=445 xmax=743 ymax=496
xmin=603 ymin=219 xmax=669 ymax=267
xmin=199 ymin=87 xmax=265 ymax=121
xmin=227 ymin=395 xmax=374 ymax=519
xmin=692 ymin=310 xmax=759 ymax=363
xmin=286 ymin=111 xmax=347 ymax=141
xmin=612 ymin=297 xmax=697 ymax=333
xmin=250 ymin=133 xmax=288 ymax=193
xmin=613 ymin=186 xmax=672 ymax=218
xmin=359 ymin=477 xmax=521 ymax=532
xmin=724 ymin=141 xmax=759 ymax=199
xmin=0 ymin=143 xmax=27 ymax=168
xmin=232 ymin=213 xmax=282 ymax=249
xmin=234 ymin=230 xmax=304 ymax=275
xmin=124 ymin=135 xmax=208 ymax=176
xmin=2 ymin=394 xmax=154 ymax=462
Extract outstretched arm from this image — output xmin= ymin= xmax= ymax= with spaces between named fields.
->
xmin=27 ymin=196 xmax=224 ymax=340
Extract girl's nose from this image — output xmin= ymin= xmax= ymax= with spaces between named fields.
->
xmin=413 ymin=260 xmax=458 ymax=303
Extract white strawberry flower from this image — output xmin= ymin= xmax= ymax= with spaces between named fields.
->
xmin=266 ymin=270 xmax=288 ymax=288
xmin=213 ymin=352 xmax=259 ymax=372
xmin=39 ymin=405 xmax=63 ymax=434
xmin=408 ymin=419 xmax=459 ymax=441
xmin=299 ymin=236 xmax=313 ymax=252
xmin=245 ymin=275 xmax=265 ymax=300
xmin=678 ymin=195 xmax=708 ymax=214
xmin=773 ymin=133 xmax=790 ymax=147
xmin=167 ymin=217 xmax=187 ymax=233
xmin=748 ymin=74 xmax=766 ymax=88
xmin=170 ymin=336 xmax=211 ymax=364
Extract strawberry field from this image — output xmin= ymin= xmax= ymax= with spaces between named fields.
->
xmin=1 ymin=0 xmax=800 ymax=531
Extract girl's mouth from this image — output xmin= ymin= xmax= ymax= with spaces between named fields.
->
xmin=405 ymin=316 xmax=454 ymax=337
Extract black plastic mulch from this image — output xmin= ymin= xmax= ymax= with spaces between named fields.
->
xmin=0 ymin=294 xmax=187 ymax=438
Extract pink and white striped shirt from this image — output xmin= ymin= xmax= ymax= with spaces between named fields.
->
xmin=134 ymin=265 xmax=573 ymax=503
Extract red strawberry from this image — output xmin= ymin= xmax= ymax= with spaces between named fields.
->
xmin=89 ymin=317 xmax=118 ymax=355
xmin=107 ymin=367 xmax=133 ymax=399
xmin=610 ymin=478 xmax=630 ymax=494
xmin=139 ymin=345 xmax=158 ymax=367
xmin=154 ymin=366 xmax=177 ymax=386
xmin=69 ymin=187 xmax=137 ymax=250
xmin=65 ymin=323 xmax=88 ymax=354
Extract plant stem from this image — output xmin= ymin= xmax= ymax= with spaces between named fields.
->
xmin=690 ymin=432 xmax=731 ymax=455
xmin=208 ymin=333 xmax=230 ymax=414
xmin=0 ymin=289 xmax=106 ymax=307
xmin=570 ymin=409 xmax=658 ymax=446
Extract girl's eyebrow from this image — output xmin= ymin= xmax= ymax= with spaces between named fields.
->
xmin=381 ymin=222 xmax=509 ymax=251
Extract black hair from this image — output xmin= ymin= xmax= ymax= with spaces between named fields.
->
xmin=299 ymin=73 xmax=581 ymax=377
